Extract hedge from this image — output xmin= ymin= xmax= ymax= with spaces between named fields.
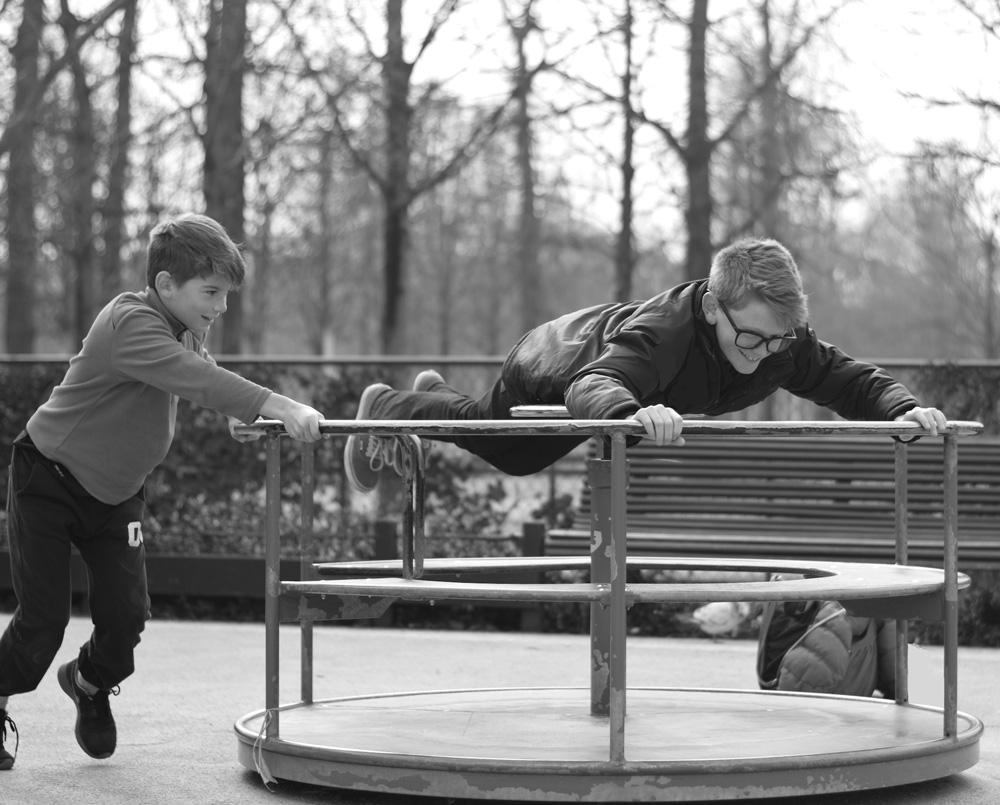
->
xmin=2 ymin=359 xmax=999 ymax=645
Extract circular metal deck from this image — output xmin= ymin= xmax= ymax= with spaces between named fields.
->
xmin=234 ymin=686 xmax=982 ymax=801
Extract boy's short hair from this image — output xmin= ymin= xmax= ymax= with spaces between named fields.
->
xmin=708 ymin=238 xmax=809 ymax=329
xmin=146 ymin=213 xmax=247 ymax=289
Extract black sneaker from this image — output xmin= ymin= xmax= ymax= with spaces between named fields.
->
xmin=0 ymin=709 xmax=17 ymax=770
xmin=57 ymin=660 xmax=117 ymax=759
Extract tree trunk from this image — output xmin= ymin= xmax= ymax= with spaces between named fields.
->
xmin=758 ymin=0 xmax=782 ymax=240
xmin=381 ymin=0 xmax=413 ymax=354
xmin=317 ymin=127 xmax=336 ymax=356
xmin=5 ymin=0 xmax=44 ymax=353
xmin=102 ymin=0 xmax=137 ymax=298
xmin=245 ymin=197 xmax=272 ymax=355
xmin=684 ymin=0 xmax=713 ymax=282
xmin=60 ymin=1 xmax=100 ymax=346
xmin=204 ymin=0 xmax=247 ymax=354
xmin=510 ymin=9 xmax=542 ymax=332
xmin=434 ymin=193 xmax=456 ymax=354
xmin=985 ymin=232 xmax=997 ymax=360
xmin=615 ymin=0 xmax=636 ymax=303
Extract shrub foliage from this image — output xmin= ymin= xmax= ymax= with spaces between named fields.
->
xmin=2 ymin=360 xmax=999 ymax=645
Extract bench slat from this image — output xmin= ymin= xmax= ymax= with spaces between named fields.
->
xmin=552 ymin=434 xmax=1000 ymax=567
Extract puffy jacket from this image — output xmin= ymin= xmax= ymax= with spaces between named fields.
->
xmin=501 ymin=280 xmax=919 ymax=422
xmin=757 ymin=600 xmax=897 ymax=698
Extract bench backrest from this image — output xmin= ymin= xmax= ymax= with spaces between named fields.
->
xmin=576 ymin=435 xmax=1000 ymax=538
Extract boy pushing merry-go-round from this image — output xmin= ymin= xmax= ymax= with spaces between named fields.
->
xmin=0 ymin=213 xmax=324 ymax=770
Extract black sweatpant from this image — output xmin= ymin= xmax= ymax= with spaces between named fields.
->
xmin=0 ymin=433 xmax=149 ymax=696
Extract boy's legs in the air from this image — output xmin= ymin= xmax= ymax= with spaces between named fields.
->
xmin=344 ymin=372 xmax=588 ymax=492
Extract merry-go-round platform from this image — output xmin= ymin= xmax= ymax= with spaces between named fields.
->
xmin=233 ymin=416 xmax=984 ymax=801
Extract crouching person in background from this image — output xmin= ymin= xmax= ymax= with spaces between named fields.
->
xmin=756 ymin=597 xmax=896 ymax=698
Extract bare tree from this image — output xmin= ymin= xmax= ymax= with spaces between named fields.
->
xmin=641 ymin=0 xmax=845 ymax=280
xmin=58 ymin=0 xmax=100 ymax=345
xmin=884 ymin=0 xmax=1000 ymax=357
xmin=314 ymin=125 xmax=337 ymax=356
xmin=100 ymin=0 xmax=137 ymax=299
xmin=756 ymin=0 xmax=782 ymax=240
xmin=614 ymin=0 xmax=637 ymax=301
xmin=0 ymin=0 xmax=129 ymax=157
xmin=953 ymin=0 xmax=1000 ymax=120
xmin=683 ymin=0 xmax=712 ymax=281
xmin=331 ymin=0 xmax=514 ymax=353
xmin=908 ymin=146 xmax=999 ymax=359
xmin=504 ymin=0 xmax=544 ymax=329
xmin=2 ymin=0 xmax=130 ymax=352
xmin=4 ymin=0 xmax=44 ymax=353
xmin=203 ymin=0 xmax=248 ymax=353
xmin=536 ymin=0 xmax=659 ymax=302
xmin=713 ymin=0 xmax=856 ymax=248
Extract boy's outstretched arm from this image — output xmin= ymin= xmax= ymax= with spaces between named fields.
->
xmin=894 ymin=406 xmax=948 ymax=437
xmin=231 ymin=394 xmax=324 ymax=442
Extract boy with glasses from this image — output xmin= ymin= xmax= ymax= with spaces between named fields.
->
xmin=344 ymin=237 xmax=945 ymax=492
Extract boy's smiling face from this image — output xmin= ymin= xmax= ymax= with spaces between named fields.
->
xmin=155 ymin=271 xmax=233 ymax=336
xmin=704 ymin=293 xmax=790 ymax=375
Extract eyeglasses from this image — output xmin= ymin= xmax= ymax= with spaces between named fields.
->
xmin=716 ymin=300 xmax=797 ymax=354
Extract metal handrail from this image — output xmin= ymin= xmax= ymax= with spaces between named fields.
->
xmin=235 ymin=418 xmax=983 ymax=439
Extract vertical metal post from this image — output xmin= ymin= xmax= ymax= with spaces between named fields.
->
xmin=608 ymin=431 xmax=629 ymax=764
xmin=299 ymin=441 xmax=316 ymax=704
xmin=893 ymin=439 xmax=909 ymax=704
xmin=942 ymin=434 xmax=960 ymax=738
xmin=588 ymin=458 xmax=612 ymax=716
xmin=412 ymin=438 xmax=425 ymax=579
xmin=401 ymin=439 xmax=415 ymax=580
xmin=264 ymin=434 xmax=282 ymax=737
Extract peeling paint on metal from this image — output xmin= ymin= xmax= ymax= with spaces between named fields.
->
xmin=591 ymin=647 xmax=610 ymax=690
xmin=604 ymin=543 xmax=619 ymax=580
xmin=265 ymin=565 xmax=281 ymax=597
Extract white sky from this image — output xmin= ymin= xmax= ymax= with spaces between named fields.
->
xmin=826 ymin=2 xmax=997 ymax=155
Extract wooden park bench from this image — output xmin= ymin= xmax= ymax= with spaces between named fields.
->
xmin=543 ymin=433 xmax=1000 ymax=570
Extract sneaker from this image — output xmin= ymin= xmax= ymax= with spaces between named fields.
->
xmin=57 ymin=660 xmax=117 ymax=759
xmin=413 ymin=370 xmax=461 ymax=396
xmin=344 ymin=385 xmax=425 ymax=493
xmin=0 ymin=709 xmax=17 ymax=770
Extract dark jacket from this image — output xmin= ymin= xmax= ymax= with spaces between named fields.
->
xmin=501 ymin=280 xmax=919 ymax=421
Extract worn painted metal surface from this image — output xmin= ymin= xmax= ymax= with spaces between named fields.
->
xmin=234 ymin=687 xmax=983 ymax=800
xmin=235 ymin=418 xmax=985 ymax=800
xmin=235 ymin=418 xmax=983 ymax=440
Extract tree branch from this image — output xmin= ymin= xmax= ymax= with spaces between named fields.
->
xmin=414 ymin=0 xmax=462 ymax=63
xmin=0 ymin=0 xmax=130 ymax=156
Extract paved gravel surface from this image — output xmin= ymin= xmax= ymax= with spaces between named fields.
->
xmin=0 ymin=616 xmax=996 ymax=805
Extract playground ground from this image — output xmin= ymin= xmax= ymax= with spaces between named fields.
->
xmin=0 ymin=615 xmax=997 ymax=805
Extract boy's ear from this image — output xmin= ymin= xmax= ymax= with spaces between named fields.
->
xmin=703 ymin=292 xmax=719 ymax=324
xmin=154 ymin=271 xmax=174 ymax=296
